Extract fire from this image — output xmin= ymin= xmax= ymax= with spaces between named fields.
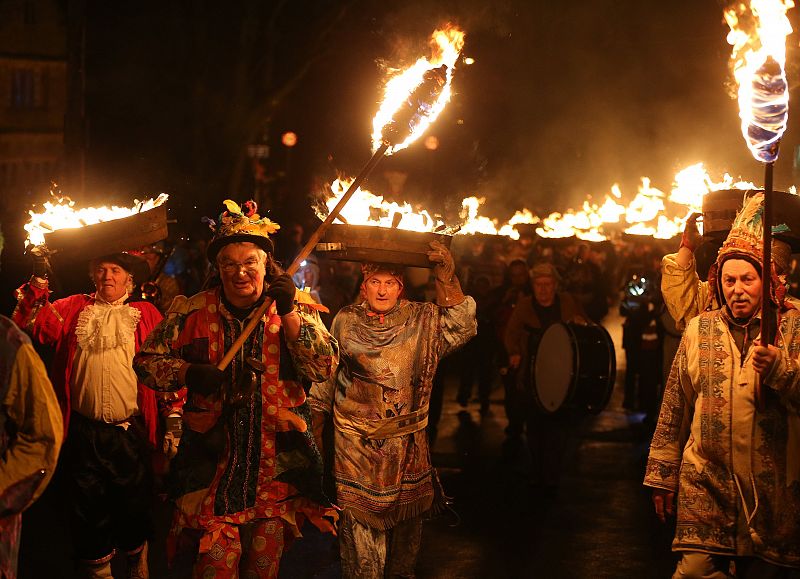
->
xmin=725 ymin=0 xmax=793 ymax=162
xmin=371 ymin=25 xmax=465 ymax=155
xmin=536 ymin=165 xmax=757 ymax=240
xmin=25 ymin=193 xmax=169 ymax=247
xmin=319 ymin=164 xmax=762 ymax=242
xmin=318 ymin=183 xmax=539 ymax=239
xmin=319 ymin=178 xmax=446 ymax=232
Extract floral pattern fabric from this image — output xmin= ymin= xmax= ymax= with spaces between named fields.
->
xmin=645 ymin=308 xmax=800 ymax=567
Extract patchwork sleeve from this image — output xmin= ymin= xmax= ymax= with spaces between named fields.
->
xmin=661 ymin=252 xmax=711 ymax=332
xmin=307 ymin=314 xmax=344 ymax=416
xmin=644 ymin=331 xmax=696 ymax=491
xmin=286 ymin=304 xmax=340 ymax=384
xmin=133 ymin=305 xmax=191 ymax=394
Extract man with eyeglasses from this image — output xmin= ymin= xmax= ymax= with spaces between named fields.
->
xmin=308 ymin=241 xmax=477 ymax=578
xmin=134 ymin=200 xmax=339 ymax=578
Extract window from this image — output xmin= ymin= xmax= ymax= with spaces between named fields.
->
xmin=12 ymin=69 xmax=35 ymax=109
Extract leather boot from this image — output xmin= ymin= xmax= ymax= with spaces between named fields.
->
xmin=126 ymin=542 xmax=149 ymax=579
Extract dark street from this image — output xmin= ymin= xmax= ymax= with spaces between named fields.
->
xmin=18 ymin=310 xmax=678 ymax=579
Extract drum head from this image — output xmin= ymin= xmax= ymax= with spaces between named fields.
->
xmin=534 ymin=323 xmax=574 ymax=413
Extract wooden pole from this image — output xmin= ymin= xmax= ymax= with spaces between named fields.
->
xmin=757 ymin=161 xmax=775 ymax=410
xmin=216 ymin=143 xmax=389 ymax=371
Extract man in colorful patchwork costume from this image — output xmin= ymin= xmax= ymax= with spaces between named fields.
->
xmin=13 ymin=249 xmax=162 ymax=579
xmin=133 ymin=200 xmax=339 ymax=578
xmin=308 ymin=241 xmax=477 ymax=578
xmin=645 ymin=193 xmax=800 ymax=577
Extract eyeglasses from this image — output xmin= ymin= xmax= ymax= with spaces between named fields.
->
xmin=218 ymin=258 xmax=262 ymax=275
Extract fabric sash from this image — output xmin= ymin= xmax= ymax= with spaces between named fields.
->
xmin=333 ymin=404 xmax=428 ymax=440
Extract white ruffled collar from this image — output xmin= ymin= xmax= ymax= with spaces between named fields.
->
xmin=75 ymin=296 xmax=140 ymax=351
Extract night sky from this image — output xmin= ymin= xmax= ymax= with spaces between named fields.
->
xmin=66 ymin=0 xmax=800 ymax=229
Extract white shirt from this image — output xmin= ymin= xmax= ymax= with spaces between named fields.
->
xmin=71 ymin=294 xmax=140 ymax=423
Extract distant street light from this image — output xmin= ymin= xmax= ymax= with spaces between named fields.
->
xmin=423 ymin=135 xmax=439 ymax=151
xmin=281 ymin=131 xmax=298 ymax=148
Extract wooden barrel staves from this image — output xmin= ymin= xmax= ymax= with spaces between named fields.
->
xmin=702 ymin=189 xmax=800 ymax=250
xmin=315 ymin=223 xmax=452 ymax=268
xmin=44 ymin=204 xmax=169 ymax=262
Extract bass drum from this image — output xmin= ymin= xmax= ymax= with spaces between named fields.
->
xmin=532 ymin=322 xmax=616 ymax=414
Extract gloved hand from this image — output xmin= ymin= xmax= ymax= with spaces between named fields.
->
xmin=184 ymin=363 xmax=225 ymax=396
xmin=427 ymin=240 xmax=455 ymax=282
xmin=680 ymin=213 xmax=703 ymax=252
xmin=266 ymin=273 xmax=297 ymax=316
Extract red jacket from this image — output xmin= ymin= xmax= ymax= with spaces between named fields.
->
xmin=12 ymin=281 xmax=162 ymax=446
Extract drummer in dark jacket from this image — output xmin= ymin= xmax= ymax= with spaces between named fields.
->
xmin=504 ymin=262 xmax=587 ymax=492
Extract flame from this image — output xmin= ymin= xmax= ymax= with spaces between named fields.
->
xmin=318 ymin=184 xmax=539 ymax=239
xmin=371 ymin=25 xmax=465 ymax=155
xmin=25 ymin=193 xmax=169 ymax=247
xmin=319 ymin=164 xmax=761 ymax=241
xmin=725 ymin=0 xmax=793 ymax=162
xmin=536 ymin=165 xmax=757 ymax=240
xmin=319 ymin=178 xmax=446 ymax=232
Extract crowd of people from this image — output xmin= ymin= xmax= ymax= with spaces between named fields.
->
xmin=2 ymin=194 xmax=800 ymax=578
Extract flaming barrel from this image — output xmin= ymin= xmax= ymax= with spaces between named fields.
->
xmin=702 ymin=189 xmax=800 ymax=249
xmin=44 ymin=204 xmax=169 ymax=262
xmin=315 ymin=223 xmax=452 ymax=268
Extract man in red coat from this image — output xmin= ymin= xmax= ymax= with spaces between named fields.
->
xmin=13 ymin=252 xmax=162 ymax=579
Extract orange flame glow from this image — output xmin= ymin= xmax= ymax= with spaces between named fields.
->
xmin=319 ymin=164 xmax=759 ymax=241
xmin=25 ymin=193 xmax=169 ymax=247
xmin=371 ymin=26 xmax=465 ymax=155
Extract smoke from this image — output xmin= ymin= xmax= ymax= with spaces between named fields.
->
xmin=373 ymin=0 xmax=778 ymax=221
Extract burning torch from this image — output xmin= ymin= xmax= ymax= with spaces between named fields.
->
xmin=726 ymin=0 xmax=792 ymax=407
xmin=217 ymin=26 xmax=465 ymax=371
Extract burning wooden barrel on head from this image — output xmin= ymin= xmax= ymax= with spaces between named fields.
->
xmin=700 ymin=189 xmax=800 ymax=281
xmin=315 ymin=223 xmax=452 ymax=269
xmin=702 ymin=189 xmax=800 ymax=249
xmin=24 ymin=194 xmax=169 ymax=294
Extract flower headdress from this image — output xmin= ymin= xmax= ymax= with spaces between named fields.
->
xmin=206 ymin=199 xmax=280 ymax=260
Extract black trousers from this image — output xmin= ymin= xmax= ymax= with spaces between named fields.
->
xmin=63 ymin=412 xmax=154 ymax=561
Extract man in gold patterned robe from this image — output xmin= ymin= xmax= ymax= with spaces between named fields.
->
xmin=645 ymin=194 xmax=800 ymax=578
xmin=308 ymin=241 xmax=476 ymax=578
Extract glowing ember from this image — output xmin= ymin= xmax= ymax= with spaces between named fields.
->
xmin=725 ymin=0 xmax=793 ymax=162
xmin=25 ymin=193 xmax=169 ymax=247
xmin=371 ymin=25 xmax=465 ymax=155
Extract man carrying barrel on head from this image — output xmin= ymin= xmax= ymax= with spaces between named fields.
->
xmin=13 ymin=249 xmax=161 ymax=579
xmin=645 ymin=193 xmax=800 ymax=577
xmin=307 ymin=240 xmax=476 ymax=578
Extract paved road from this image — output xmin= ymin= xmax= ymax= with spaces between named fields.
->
xmin=416 ymin=310 xmax=677 ymax=579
